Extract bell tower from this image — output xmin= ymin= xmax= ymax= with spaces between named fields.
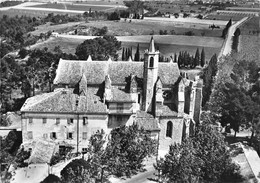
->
xmin=143 ymin=37 xmax=160 ymax=112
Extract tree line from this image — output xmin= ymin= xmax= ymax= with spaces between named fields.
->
xmin=206 ymin=54 xmax=260 ymax=152
xmin=177 ymin=48 xmax=205 ymax=69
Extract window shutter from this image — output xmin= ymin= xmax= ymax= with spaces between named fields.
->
xmin=56 ymin=118 xmax=60 ymax=125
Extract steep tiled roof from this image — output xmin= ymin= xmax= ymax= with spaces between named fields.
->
xmin=156 ymin=104 xmax=178 ymax=117
xmin=135 ymin=111 xmax=160 ymax=131
xmin=109 ymin=87 xmax=135 ymax=102
xmin=28 ymin=140 xmax=55 ymax=164
xmin=54 ymin=59 xmax=180 ymax=86
xmin=21 ymin=88 xmax=107 ymax=113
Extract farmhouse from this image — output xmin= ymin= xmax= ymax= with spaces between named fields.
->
xmin=20 ymin=37 xmax=202 ymax=153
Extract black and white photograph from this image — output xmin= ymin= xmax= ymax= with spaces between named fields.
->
xmin=0 ymin=0 xmax=259 ymax=182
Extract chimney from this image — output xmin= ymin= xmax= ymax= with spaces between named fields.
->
xmin=104 ymin=75 xmax=112 ymax=101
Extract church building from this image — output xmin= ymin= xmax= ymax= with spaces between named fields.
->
xmin=20 ymin=37 xmax=202 ymax=153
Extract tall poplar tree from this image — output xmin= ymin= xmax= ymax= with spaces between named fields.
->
xmin=134 ymin=43 xmax=140 ymax=61
xmin=194 ymin=48 xmax=200 ymax=67
xmin=200 ymin=48 xmax=205 ymax=67
xmin=122 ymin=47 xmax=125 ymax=61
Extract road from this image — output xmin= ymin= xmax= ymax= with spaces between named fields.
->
xmin=110 ymin=157 xmax=158 ymax=183
xmin=222 ymin=17 xmax=248 ymax=56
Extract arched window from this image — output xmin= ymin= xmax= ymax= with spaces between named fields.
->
xmin=166 ymin=121 xmax=173 ymax=138
xmin=149 ymin=57 xmax=154 ymax=67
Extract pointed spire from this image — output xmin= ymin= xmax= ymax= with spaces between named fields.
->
xmin=104 ymin=75 xmax=112 ymax=101
xmin=129 ymin=74 xmax=137 ymax=93
xmin=105 ymin=75 xmax=112 ymax=89
xmin=148 ymin=36 xmax=155 ymax=52
xmin=79 ymin=74 xmax=87 ymax=96
xmin=87 ymin=55 xmax=92 ymax=61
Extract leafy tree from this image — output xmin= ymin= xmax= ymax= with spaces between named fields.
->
xmin=86 ymin=130 xmax=109 ymax=182
xmin=193 ymin=123 xmax=241 ymax=182
xmin=174 ymin=13 xmax=179 ymax=18
xmin=196 ymin=14 xmax=203 ymax=19
xmin=134 ymin=43 xmax=140 ymax=61
xmin=200 ymin=48 xmax=205 ymax=67
xmin=19 ymin=48 xmax=29 ymax=59
xmin=14 ymin=147 xmax=30 ymax=168
xmin=41 ymin=174 xmax=61 ymax=183
xmin=75 ymin=35 xmax=121 ymax=60
xmin=124 ymin=0 xmax=144 ymax=16
xmin=209 ymin=58 xmax=260 ymax=137
xmin=155 ymin=123 xmax=241 ymax=183
xmin=155 ymin=139 xmax=202 ymax=183
xmin=105 ymin=124 xmax=156 ymax=177
xmin=0 ymin=42 xmax=14 ymax=58
xmin=85 ymin=124 xmax=157 ymax=179
xmin=108 ymin=11 xmax=120 ymax=20
xmin=60 ymin=159 xmax=95 ymax=183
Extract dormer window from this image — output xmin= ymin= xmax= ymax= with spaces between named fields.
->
xmin=149 ymin=57 xmax=154 ymax=68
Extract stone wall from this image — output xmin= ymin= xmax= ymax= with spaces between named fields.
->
xmin=158 ymin=117 xmax=183 ymax=151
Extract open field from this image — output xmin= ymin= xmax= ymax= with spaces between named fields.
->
xmin=31 ymin=35 xmax=223 ymax=61
xmin=0 ymin=8 xmax=80 ymax=17
xmin=30 ymin=3 xmax=126 ymax=12
xmin=31 ymin=22 xmax=83 ymax=36
xmin=121 ymin=41 xmax=221 ymax=61
xmin=205 ymin=13 xmax=245 ymax=21
xmin=30 ymin=20 xmax=223 ymax=37
xmin=239 ymin=35 xmax=260 ymax=63
xmin=240 ymin=17 xmax=260 ymax=35
xmin=67 ymin=1 xmax=125 ymax=5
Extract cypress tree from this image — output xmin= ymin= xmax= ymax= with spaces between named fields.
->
xmin=125 ymin=48 xmax=128 ymax=61
xmin=178 ymin=52 xmax=183 ymax=68
xmin=201 ymin=48 xmax=205 ymax=67
xmin=174 ymin=53 xmax=177 ymax=62
xmin=227 ymin=18 xmax=232 ymax=28
xmin=134 ymin=43 xmax=140 ymax=61
xmin=122 ymin=47 xmax=125 ymax=61
xmin=128 ymin=47 xmax=131 ymax=60
xmin=201 ymin=53 xmax=218 ymax=107
xmin=194 ymin=48 xmax=200 ymax=67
